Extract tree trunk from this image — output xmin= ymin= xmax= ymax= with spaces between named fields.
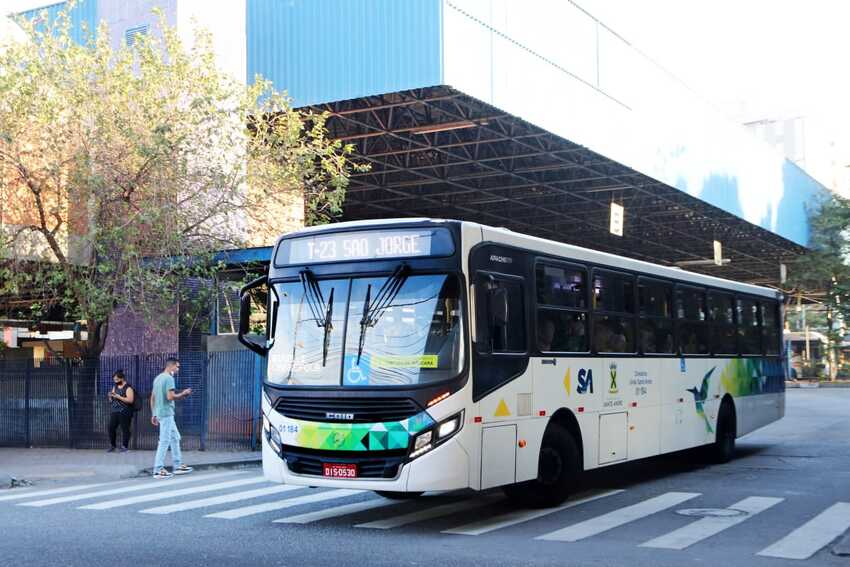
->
xmin=827 ymin=308 xmax=837 ymax=381
xmin=80 ymin=318 xmax=109 ymax=359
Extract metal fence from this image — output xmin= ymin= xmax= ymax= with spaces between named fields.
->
xmin=0 ymin=350 xmax=264 ymax=451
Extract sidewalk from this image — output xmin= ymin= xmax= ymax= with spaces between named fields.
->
xmin=786 ymin=379 xmax=850 ymax=388
xmin=0 ymin=448 xmax=261 ymax=486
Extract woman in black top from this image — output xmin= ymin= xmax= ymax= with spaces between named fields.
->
xmin=107 ymin=370 xmax=135 ymax=452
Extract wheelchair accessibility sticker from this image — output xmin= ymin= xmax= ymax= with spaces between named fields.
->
xmin=343 ymin=354 xmax=371 ymax=386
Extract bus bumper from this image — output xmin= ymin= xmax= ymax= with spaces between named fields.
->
xmin=262 ymin=434 xmax=470 ymax=492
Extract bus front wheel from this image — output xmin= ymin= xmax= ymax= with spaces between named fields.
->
xmin=503 ymin=423 xmax=579 ymax=508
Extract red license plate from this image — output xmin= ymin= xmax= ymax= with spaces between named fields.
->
xmin=323 ymin=463 xmax=358 ymax=478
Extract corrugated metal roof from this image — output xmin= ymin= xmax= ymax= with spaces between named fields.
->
xmin=19 ymin=0 xmax=97 ymax=45
xmin=246 ymin=0 xmax=443 ymax=107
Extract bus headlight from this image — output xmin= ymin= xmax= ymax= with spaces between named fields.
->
xmin=409 ymin=412 xmax=464 ymax=460
xmin=263 ymin=415 xmax=271 ymax=438
xmin=437 ymin=414 xmax=462 ymax=439
xmin=269 ymin=426 xmax=282 ymax=454
xmin=414 ymin=431 xmax=432 ymax=451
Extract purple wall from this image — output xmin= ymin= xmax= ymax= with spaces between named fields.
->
xmin=101 ymin=306 xmax=178 ymax=355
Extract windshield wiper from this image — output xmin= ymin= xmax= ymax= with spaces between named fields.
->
xmin=356 ymin=264 xmax=410 ymax=364
xmin=299 ymin=270 xmax=334 ymax=367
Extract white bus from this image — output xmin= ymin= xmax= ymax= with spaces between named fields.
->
xmin=239 ymin=218 xmax=785 ymax=506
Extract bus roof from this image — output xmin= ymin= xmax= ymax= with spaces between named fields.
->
xmin=276 ymin=218 xmax=781 ymax=299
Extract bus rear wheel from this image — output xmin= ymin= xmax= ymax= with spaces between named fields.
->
xmin=375 ymin=491 xmax=424 ymax=499
xmin=710 ymin=401 xmax=736 ymax=464
xmin=503 ymin=423 xmax=579 ymax=508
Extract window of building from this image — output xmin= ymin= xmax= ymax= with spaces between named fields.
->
xmin=676 ymin=286 xmax=709 ymax=354
xmin=125 ymin=25 xmax=149 ymax=48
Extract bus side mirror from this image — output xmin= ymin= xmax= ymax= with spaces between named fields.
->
xmin=238 ymin=275 xmax=270 ymax=356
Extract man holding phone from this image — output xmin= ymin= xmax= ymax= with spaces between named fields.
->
xmin=150 ymin=358 xmax=193 ymax=479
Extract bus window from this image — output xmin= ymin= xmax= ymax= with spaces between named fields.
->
xmin=709 ymin=292 xmax=737 ymax=355
xmin=536 ymin=262 xmax=588 ymax=352
xmin=676 ymin=286 xmax=709 ymax=355
xmin=476 ymin=273 xmax=526 ymax=354
xmin=592 ymin=270 xmax=635 ymax=353
xmin=538 ymin=310 xmax=588 ymax=352
xmin=593 ymin=271 xmax=634 ymax=314
xmin=737 ymin=297 xmax=762 ymax=355
xmin=638 ymin=278 xmax=674 ymax=354
xmin=762 ymin=300 xmax=780 ymax=355
xmin=536 ymin=263 xmax=586 ymax=309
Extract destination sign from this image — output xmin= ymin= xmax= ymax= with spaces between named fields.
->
xmin=274 ymin=228 xmax=454 ymax=266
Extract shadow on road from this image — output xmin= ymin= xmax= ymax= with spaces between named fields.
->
xmin=579 ymin=443 xmax=773 ymax=491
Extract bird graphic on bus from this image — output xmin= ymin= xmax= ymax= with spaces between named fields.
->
xmin=686 ymin=367 xmax=716 ymax=434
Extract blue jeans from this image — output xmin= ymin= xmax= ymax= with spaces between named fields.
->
xmin=154 ymin=416 xmax=182 ymax=471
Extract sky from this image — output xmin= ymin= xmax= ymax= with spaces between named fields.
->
xmin=6 ymin=0 xmax=850 ymax=173
xmin=577 ymin=0 xmax=850 ymax=141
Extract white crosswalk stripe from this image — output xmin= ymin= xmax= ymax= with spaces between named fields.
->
xmin=274 ymin=497 xmax=401 ymax=524
xmin=536 ymin=492 xmax=701 ymax=542
xmin=757 ymin=502 xmax=850 ymax=560
xmin=443 ymin=489 xmax=624 ymax=536
xmin=78 ymin=476 xmax=267 ymax=510
xmin=205 ymin=489 xmax=363 ymax=520
xmin=355 ymin=494 xmax=502 ymax=530
xmin=139 ymin=484 xmax=302 ymax=514
xmin=0 ymin=482 xmax=110 ymax=503
xmin=640 ymin=496 xmax=784 ymax=550
xmin=10 ymin=472 xmax=850 ymax=562
xmin=19 ymin=472 xmax=246 ymax=507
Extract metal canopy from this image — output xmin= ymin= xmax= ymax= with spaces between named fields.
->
xmin=310 ymin=85 xmax=805 ymax=286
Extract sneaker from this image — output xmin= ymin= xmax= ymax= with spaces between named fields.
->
xmin=119 ymin=447 xmax=129 ymax=453
xmin=106 ymin=447 xmax=116 ymax=453
xmin=173 ymin=464 xmax=193 ymax=475
xmin=153 ymin=468 xmax=173 ymax=480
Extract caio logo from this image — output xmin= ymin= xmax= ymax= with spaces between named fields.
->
xmin=576 ymin=368 xmax=594 ymax=394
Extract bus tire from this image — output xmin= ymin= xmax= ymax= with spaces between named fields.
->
xmin=503 ymin=423 xmax=579 ymax=508
xmin=375 ymin=491 xmax=424 ymax=499
xmin=711 ymin=401 xmax=736 ymax=464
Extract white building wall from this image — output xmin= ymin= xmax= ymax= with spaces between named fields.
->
xmin=96 ymin=0 xmax=177 ymax=51
xmin=176 ymin=0 xmax=246 ymax=84
xmin=442 ymin=0 xmax=821 ymax=246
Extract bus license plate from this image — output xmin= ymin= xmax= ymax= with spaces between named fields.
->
xmin=323 ymin=463 xmax=357 ymax=478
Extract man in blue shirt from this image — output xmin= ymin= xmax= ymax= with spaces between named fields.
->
xmin=150 ymin=358 xmax=193 ymax=479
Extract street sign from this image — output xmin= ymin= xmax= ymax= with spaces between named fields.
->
xmin=610 ymin=203 xmax=624 ymax=237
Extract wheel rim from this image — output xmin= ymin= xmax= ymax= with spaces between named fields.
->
xmin=539 ymin=446 xmax=563 ymax=485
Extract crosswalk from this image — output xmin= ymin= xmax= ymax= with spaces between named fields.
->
xmin=2 ymin=471 xmax=848 ymax=561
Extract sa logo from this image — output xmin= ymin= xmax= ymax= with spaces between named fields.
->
xmin=576 ymin=368 xmax=594 ymax=394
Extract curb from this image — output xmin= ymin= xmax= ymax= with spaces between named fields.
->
xmin=786 ymin=381 xmax=850 ymax=389
xmin=137 ymin=458 xmax=262 ymax=477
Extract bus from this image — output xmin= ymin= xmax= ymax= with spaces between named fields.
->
xmin=239 ymin=218 xmax=785 ymax=506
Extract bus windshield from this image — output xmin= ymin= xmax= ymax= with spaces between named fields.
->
xmin=267 ymin=273 xmax=464 ymax=387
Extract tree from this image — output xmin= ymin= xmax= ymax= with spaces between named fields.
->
xmin=0 ymin=5 xmax=363 ymax=357
xmin=788 ymin=193 xmax=850 ymax=379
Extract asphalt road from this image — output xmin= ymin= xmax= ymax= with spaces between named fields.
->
xmin=2 ymin=388 xmax=849 ymax=567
